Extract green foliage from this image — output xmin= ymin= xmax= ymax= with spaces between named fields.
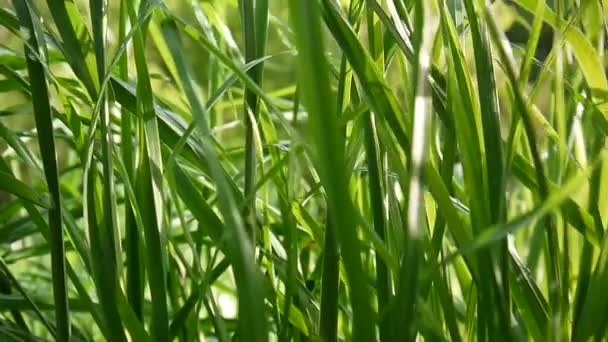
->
xmin=0 ymin=0 xmax=607 ymax=340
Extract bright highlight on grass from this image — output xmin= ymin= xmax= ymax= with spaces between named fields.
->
xmin=0 ymin=0 xmax=607 ymax=341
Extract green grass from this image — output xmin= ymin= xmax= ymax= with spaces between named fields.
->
xmin=1 ymin=0 xmax=608 ymax=340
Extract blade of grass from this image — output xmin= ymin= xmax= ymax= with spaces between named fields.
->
xmin=0 ymin=238 xmax=55 ymax=338
xmin=0 ymin=170 xmax=49 ymax=208
xmin=11 ymin=1 xmax=70 ymax=340
xmin=319 ymin=212 xmax=339 ymax=342
xmin=116 ymin=0 xmax=144 ymax=321
xmin=89 ymin=0 xmax=127 ymax=339
xmin=483 ymin=5 xmax=562 ymax=339
xmin=513 ymin=0 xmax=608 ymax=117
xmin=126 ymin=0 xmax=170 ymax=339
xmin=288 ymin=1 xmax=375 ymax=340
xmin=462 ymin=0 xmax=510 ymax=338
xmin=239 ymin=0 xmax=267 ymax=242
xmin=393 ymin=2 xmax=437 ymax=340
xmin=160 ymin=16 xmax=267 ymax=341
xmin=44 ymin=0 xmax=98 ymax=97
xmin=363 ymin=5 xmax=391 ymax=340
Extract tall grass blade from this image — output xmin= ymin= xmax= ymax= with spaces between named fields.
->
xmin=11 ymin=1 xmax=70 ymax=340
xmin=288 ymin=0 xmax=375 ymax=340
xmin=160 ymin=16 xmax=267 ymax=341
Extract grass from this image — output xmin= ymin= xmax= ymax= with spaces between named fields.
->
xmin=0 ymin=0 xmax=608 ymax=340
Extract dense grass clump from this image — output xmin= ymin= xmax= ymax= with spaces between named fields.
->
xmin=1 ymin=0 xmax=608 ymax=340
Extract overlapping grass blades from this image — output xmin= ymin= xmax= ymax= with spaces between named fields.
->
xmin=0 ymin=0 xmax=607 ymax=340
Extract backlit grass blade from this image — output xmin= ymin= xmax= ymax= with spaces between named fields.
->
xmin=316 ymin=5 xmax=358 ymax=342
xmin=440 ymin=0 xmax=487 ymax=259
xmin=463 ymin=0 xmax=505 ymax=225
